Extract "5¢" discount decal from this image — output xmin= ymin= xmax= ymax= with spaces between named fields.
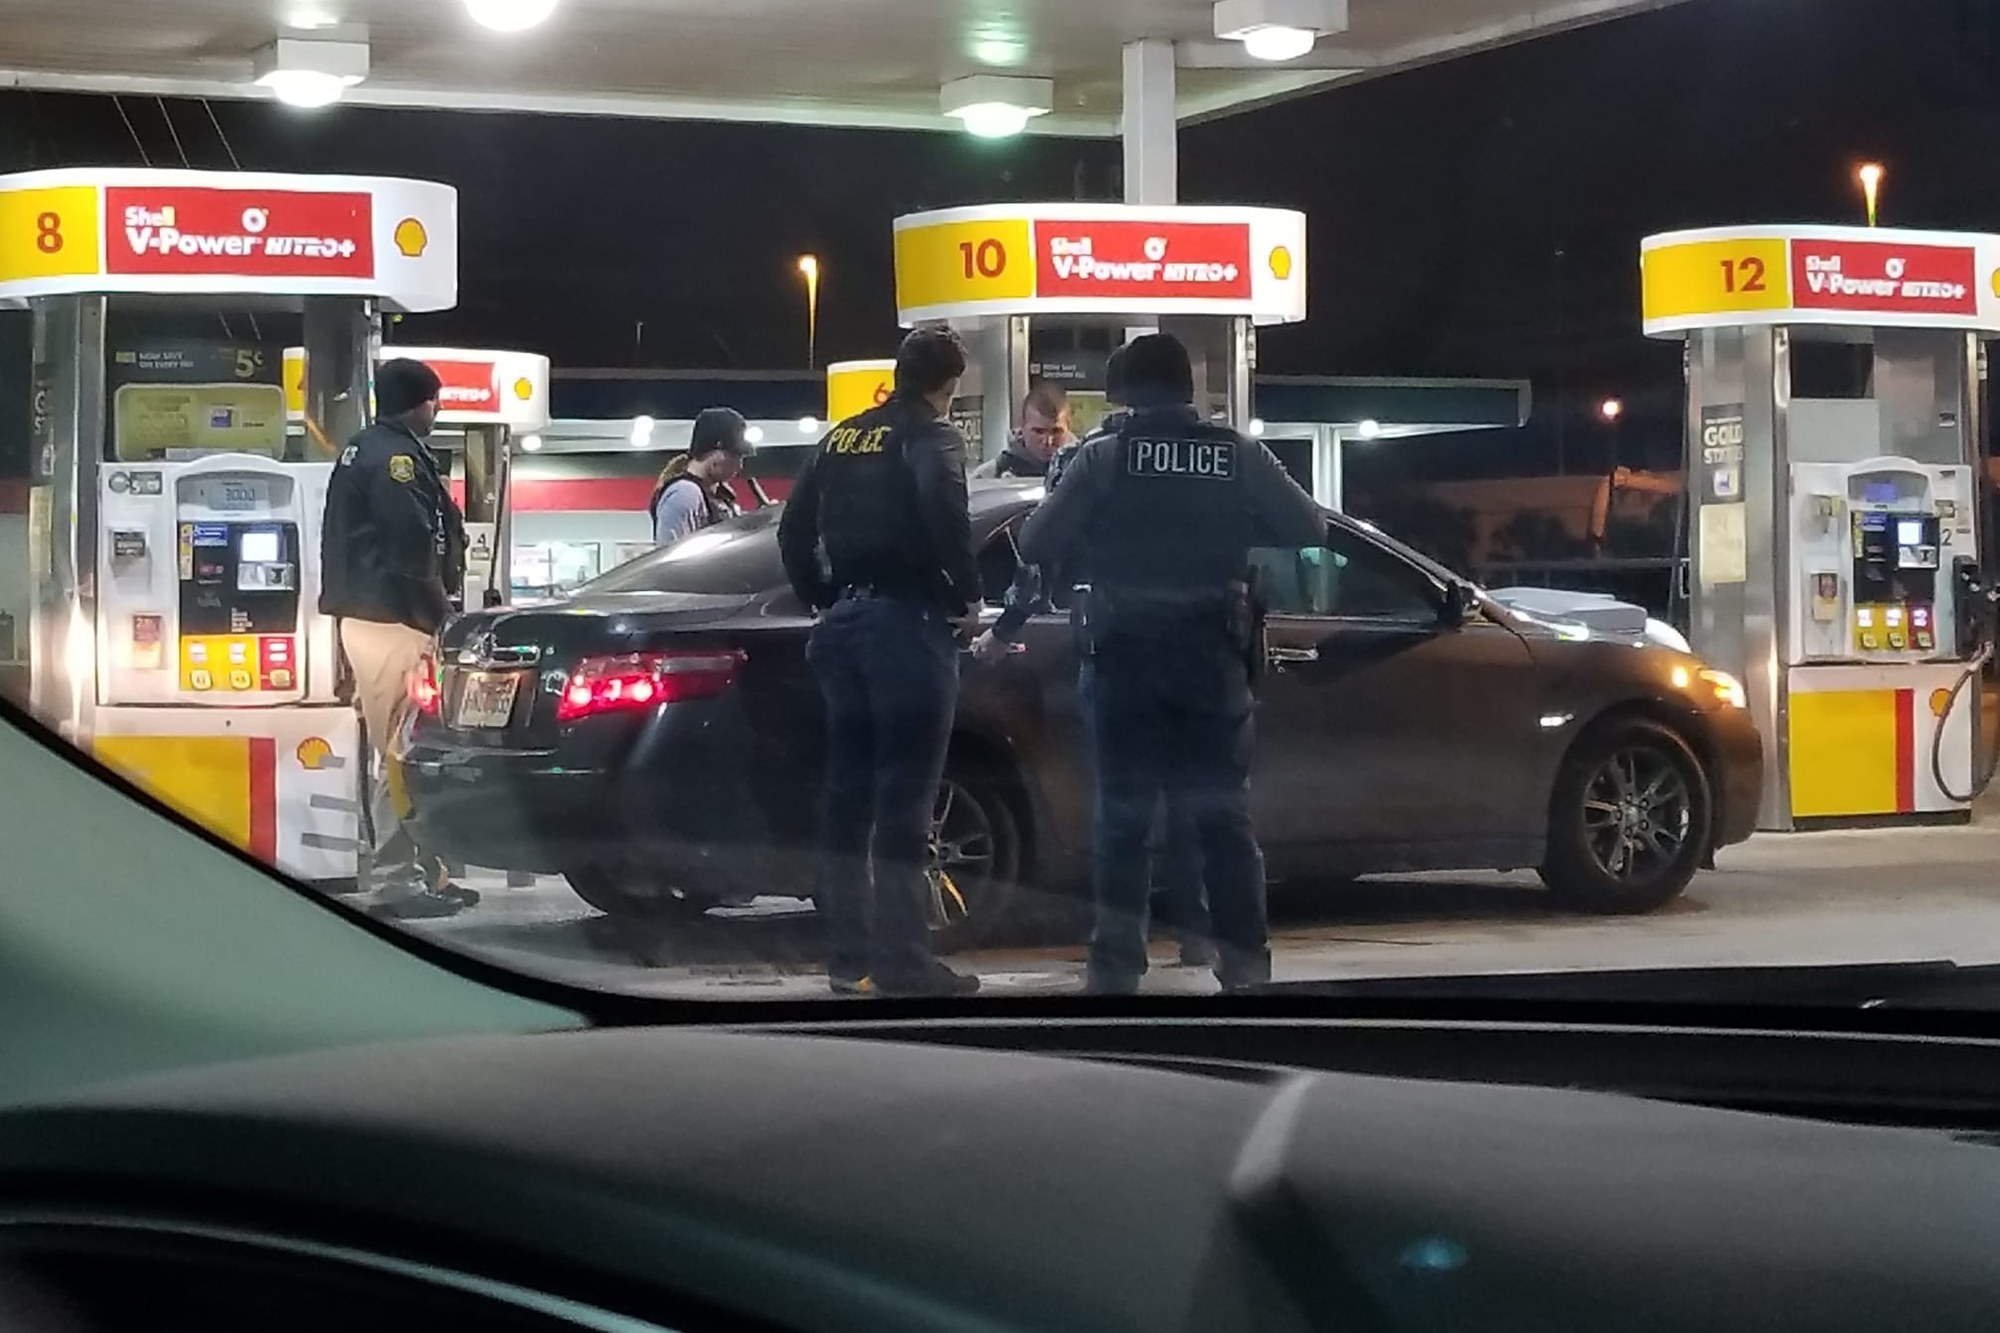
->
xmin=0 ymin=185 xmax=101 ymax=285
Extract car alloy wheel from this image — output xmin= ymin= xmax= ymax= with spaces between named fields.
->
xmin=927 ymin=777 xmax=997 ymax=932
xmin=1580 ymin=745 xmax=1693 ymax=882
xmin=1540 ymin=717 xmax=1712 ymax=915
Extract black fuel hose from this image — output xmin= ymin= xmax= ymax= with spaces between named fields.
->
xmin=1932 ymin=643 xmax=1999 ymax=804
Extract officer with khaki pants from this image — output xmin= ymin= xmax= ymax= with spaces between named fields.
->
xmin=319 ymin=359 xmax=474 ymax=920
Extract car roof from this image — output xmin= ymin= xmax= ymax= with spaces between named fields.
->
xmin=968 ymin=477 xmax=1045 ymax=519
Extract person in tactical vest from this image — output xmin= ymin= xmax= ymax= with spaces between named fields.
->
xmin=1016 ymin=333 xmax=1324 ymax=994
xmin=972 ymin=382 xmax=1072 ymax=479
xmin=650 ymin=407 xmax=752 ymax=548
xmin=778 ymin=327 xmax=985 ymax=998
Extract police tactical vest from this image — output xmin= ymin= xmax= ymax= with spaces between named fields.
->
xmin=813 ymin=396 xmax=942 ymax=602
xmin=651 ymin=472 xmax=739 ymax=528
xmin=1084 ymin=408 xmax=1256 ymax=597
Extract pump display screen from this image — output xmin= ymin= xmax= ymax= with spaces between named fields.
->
xmin=240 ymin=530 xmax=280 ymax=565
xmin=236 ymin=528 xmax=295 ymax=592
xmin=179 ymin=520 xmax=302 ymax=636
xmin=1853 ymin=511 xmax=1941 ymax=606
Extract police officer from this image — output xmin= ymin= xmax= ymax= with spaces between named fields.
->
xmin=976 ymin=343 xmax=1215 ymax=969
xmin=778 ymin=327 xmax=984 ymax=998
xmin=320 ymin=357 xmax=471 ymax=921
xmin=1017 ymin=333 xmax=1324 ymax=994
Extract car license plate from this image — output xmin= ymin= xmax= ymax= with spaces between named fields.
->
xmin=454 ymin=670 xmax=520 ymax=728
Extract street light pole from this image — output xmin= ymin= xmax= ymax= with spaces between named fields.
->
xmin=1858 ymin=162 xmax=1884 ymax=227
xmin=797 ymin=254 xmax=820 ymax=370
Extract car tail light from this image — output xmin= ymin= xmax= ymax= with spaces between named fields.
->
xmin=557 ymin=649 xmax=745 ymax=722
xmin=409 ymin=655 xmax=441 ymax=716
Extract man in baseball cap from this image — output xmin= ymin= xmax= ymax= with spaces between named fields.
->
xmin=650 ymin=407 xmax=754 ymax=549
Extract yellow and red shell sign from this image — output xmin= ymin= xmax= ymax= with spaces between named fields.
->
xmin=1641 ymin=225 xmax=2000 ymax=336
xmin=893 ymin=203 xmax=1307 ymax=326
xmin=826 ymin=359 xmax=895 ymax=424
xmin=0 ymin=167 xmax=457 ymax=312
xmin=283 ymin=345 xmax=551 ymax=431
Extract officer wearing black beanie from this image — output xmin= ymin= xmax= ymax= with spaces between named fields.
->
xmin=1017 ymin=333 xmax=1325 ymax=996
xmin=320 ymin=356 xmax=471 ymax=921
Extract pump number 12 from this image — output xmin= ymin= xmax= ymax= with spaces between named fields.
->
xmin=1720 ymin=256 xmax=1768 ymax=293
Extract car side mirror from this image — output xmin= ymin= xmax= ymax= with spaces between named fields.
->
xmin=1438 ymin=580 xmax=1479 ymax=628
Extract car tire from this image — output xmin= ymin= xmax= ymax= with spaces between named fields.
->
xmin=563 ymin=864 xmax=717 ymax=923
xmin=1539 ymin=717 xmax=1713 ymax=915
xmin=927 ymin=756 xmax=1027 ymax=955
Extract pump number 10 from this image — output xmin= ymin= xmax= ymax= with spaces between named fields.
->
xmin=894 ymin=216 xmax=1035 ymax=313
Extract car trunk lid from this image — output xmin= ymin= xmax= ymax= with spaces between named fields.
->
xmin=428 ymin=593 xmax=756 ymax=747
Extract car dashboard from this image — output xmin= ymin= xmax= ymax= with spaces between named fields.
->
xmin=4 ymin=1019 xmax=2000 ymax=1332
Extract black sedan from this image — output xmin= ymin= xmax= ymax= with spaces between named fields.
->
xmin=399 ymin=483 xmax=1762 ymax=949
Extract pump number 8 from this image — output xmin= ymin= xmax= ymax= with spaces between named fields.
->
xmin=34 ymin=211 xmax=63 ymax=255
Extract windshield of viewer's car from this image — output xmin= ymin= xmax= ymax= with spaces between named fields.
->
xmin=3 ymin=0 xmax=1997 ymax=1008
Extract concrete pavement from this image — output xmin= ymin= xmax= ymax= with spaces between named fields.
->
xmin=403 ymin=806 xmax=2000 ymax=1000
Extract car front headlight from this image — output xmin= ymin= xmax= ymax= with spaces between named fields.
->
xmin=1696 ymin=667 xmax=1747 ymax=709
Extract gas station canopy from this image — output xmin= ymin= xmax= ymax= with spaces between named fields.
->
xmin=1 ymin=0 xmax=1688 ymax=134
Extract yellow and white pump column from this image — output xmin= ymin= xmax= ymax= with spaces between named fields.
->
xmin=1642 ymin=223 xmax=2000 ymax=826
xmin=0 ymin=166 xmax=459 ymax=880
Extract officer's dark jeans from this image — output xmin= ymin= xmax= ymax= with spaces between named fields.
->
xmin=1077 ymin=664 xmax=1209 ymax=943
xmin=807 ymin=593 xmax=959 ymax=985
xmin=1085 ymin=649 xmax=1268 ymax=991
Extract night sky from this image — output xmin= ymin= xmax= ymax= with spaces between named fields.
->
xmin=5 ymin=0 xmax=1999 ymax=483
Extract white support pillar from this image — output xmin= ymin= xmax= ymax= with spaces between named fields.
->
xmin=1121 ymin=38 xmax=1177 ymax=205
xmin=1122 ymin=38 xmax=1177 ymax=348
xmin=1315 ymin=425 xmax=1346 ymax=512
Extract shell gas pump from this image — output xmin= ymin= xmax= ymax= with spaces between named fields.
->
xmin=4 ymin=166 xmax=459 ymax=882
xmin=1643 ymin=224 xmax=2000 ymax=828
xmin=92 ymin=452 xmax=355 ymax=874
xmin=1789 ymin=459 xmax=1973 ymax=663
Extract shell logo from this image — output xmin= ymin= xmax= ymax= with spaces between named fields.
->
xmin=1931 ymin=688 xmax=1955 ymax=718
xmin=1269 ymin=245 xmax=1294 ymax=281
xmin=512 ymin=376 xmax=535 ymax=401
xmin=393 ymin=217 xmax=429 ymax=258
xmin=296 ymin=736 xmax=334 ymax=770
xmin=1990 ymin=268 xmax=2000 ymax=299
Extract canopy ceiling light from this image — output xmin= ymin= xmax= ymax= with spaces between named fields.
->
xmin=1212 ymin=0 xmax=1348 ymax=62
xmin=940 ymin=74 xmax=1053 ymax=138
xmin=464 ymin=0 xmax=561 ymax=33
xmin=252 ymin=34 xmax=368 ymax=108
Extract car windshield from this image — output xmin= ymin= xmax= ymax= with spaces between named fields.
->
xmin=4 ymin=0 xmax=1999 ymax=1015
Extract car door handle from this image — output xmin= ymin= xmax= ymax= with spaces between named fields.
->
xmin=1267 ymin=646 xmax=1319 ymax=665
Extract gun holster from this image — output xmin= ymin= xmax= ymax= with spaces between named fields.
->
xmin=1237 ymin=576 xmax=1267 ymax=691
